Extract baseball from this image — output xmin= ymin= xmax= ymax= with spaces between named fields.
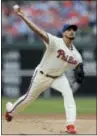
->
xmin=6 ymin=102 xmax=13 ymax=112
xmin=13 ymin=5 xmax=19 ymax=10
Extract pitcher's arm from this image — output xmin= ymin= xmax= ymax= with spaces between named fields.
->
xmin=13 ymin=5 xmax=49 ymax=43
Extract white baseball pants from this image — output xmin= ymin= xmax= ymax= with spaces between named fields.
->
xmin=7 ymin=67 xmax=76 ymax=125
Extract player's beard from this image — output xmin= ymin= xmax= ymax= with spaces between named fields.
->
xmin=67 ymin=35 xmax=75 ymax=40
xmin=68 ymin=33 xmax=75 ymax=40
xmin=69 ymin=37 xmax=75 ymax=40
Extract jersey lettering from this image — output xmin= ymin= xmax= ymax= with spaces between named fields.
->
xmin=57 ymin=49 xmax=77 ymax=65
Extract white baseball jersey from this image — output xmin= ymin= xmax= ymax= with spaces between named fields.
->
xmin=38 ymin=33 xmax=82 ymax=76
xmin=7 ymin=33 xmax=80 ymax=124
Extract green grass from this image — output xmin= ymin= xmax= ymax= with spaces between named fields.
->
xmin=1 ymin=97 xmax=96 ymax=114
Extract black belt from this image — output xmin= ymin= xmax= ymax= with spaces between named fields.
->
xmin=40 ymin=71 xmax=58 ymax=79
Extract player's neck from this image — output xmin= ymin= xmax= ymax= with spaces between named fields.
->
xmin=63 ymin=37 xmax=73 ymax=48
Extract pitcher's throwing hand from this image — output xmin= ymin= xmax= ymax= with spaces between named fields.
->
xmin=13 ymin=5 xmax=24 ymax=16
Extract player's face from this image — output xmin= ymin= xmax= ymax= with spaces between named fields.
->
xmin=62 ymin=28 xmax=76 ymax=40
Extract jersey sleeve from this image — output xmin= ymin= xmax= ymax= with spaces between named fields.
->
xmin=43 ymin=33 xmax=58 ymax=50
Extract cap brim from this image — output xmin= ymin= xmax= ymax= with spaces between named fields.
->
xmin=67 ymin=25 xmax=78 ymax=31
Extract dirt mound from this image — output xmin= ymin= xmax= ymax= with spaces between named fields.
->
xmin=2 ymin=114 xmax=96 ymax=135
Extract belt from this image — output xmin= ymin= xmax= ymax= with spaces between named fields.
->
xmin=40 ymin=71 xmax=58 ymax=79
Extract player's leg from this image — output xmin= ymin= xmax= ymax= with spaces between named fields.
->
xmin=5 ymin=69 xmax=54 ymax=121
xmin=51 ymin=74 xmax=77 ymax=134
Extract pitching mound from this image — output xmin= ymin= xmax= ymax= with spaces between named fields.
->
xmin=2 ymin=114 xmax=96 ymax=135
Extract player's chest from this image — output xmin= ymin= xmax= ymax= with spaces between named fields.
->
xmin=55 ymin=46 xmax=78 ymax=65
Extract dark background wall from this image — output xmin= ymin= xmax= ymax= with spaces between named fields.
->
xmin=2 ymin=47 xmax=96 ymax=97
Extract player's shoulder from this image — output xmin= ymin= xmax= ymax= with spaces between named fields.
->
xmin=47 ymin=33 xmax=63 ymax=47
xmin=47 ymin=32 xmax=62 ymax=41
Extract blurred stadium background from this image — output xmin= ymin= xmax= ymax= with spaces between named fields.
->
xmin=1 ymin=1 xmax=96 ymax=115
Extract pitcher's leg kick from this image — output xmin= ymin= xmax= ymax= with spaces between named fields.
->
xmin=5 ymin=69 xmax=54 ymax=122
xmin=5 ymin=69 xmax=38 ymax=121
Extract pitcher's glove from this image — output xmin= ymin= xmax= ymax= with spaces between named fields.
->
xmin=74 ymin=63 xmax=84 ymax=84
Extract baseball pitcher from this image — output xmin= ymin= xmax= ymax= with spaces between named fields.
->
xmin=5 ymin=5 xmax=84 ymax=134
